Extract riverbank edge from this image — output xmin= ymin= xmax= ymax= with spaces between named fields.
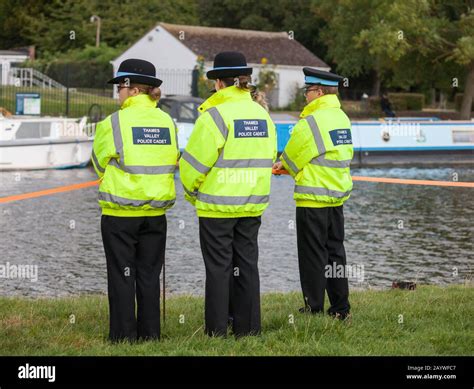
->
xmin=0 ymin=284 xmax=472 ymax=356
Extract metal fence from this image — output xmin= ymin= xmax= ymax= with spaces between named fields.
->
xmin=0 ymin=70 xmax=194 ymax=121
xmin=158 ymin=69 xmax=193 ymax=96
xmin=0 ymin=85 xmax=117 ymax=121
xmin=107 ymin=68 xmax=193 ymax=99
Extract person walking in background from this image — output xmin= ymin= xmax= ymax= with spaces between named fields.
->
xmin=180 ymin=51 xmax=277 ymax=338
xmin=191 ymin=65 xmax=199 ymax=97
xmin=92 ymin=58 xmax=179 ymax=342
xmin=274 ymin=67 xmax=353 ymax=320
xmin=381 ymin=93 xmax=396 ymax=117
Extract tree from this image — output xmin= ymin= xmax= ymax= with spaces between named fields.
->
xmin=313 ymin=0 xmax=473 ymax=117
xmin=392 ymin=1 xmax=474 ymax=117
xmin=198 ymin=0 xmax=328 ymax=64
xmin=1 ymin=0 xmax=199 ymax=56
xmin=314 ymin=0 xmax=431 ymax=96
xmin=0 ymin=0 xmax=51 ymax=49
xmin=429 ymin=3 xmax=474 ymax=119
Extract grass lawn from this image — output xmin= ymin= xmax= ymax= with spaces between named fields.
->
xmin=0 ymin=285 xmax=472 ymax=356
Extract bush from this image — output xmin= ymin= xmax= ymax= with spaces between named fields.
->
xmin=368 ymin=93 xmax=425 ymax=112
xmin=390 ymin=93 xmax=425 ymax=110
xmin=46 ymin=61 xmax=112 ymax=88
xmin=454 ymin=93 xmax=474 ymax=112
xmin=21 ymin=45 xmax=120 ymax=88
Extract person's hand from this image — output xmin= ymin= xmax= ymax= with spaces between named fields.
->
xmin=273 ymin=161 xmax=283 ymax=171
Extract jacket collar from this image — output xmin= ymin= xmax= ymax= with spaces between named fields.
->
xmin=300 ymin=94 xmax=341 ymax=118
xmin=198 ymin=86 xmax=251 ymax=113
xmin=121 ymin=94 xmax=156 ymax=109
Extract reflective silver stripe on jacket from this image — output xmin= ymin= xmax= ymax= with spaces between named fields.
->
xmin=197 ymin=193 xmax=269 ymax=205
xmin=214 ymin=158 xmax=273 ymax=168
xmin=207 ymin=107 xmax=228 ymax=139
xmin=91 ymin=150 xmax=105 ymax=173
xmin=109 ymin=110 xmax=175 ymax=174
xmin=108 ymin=159 xmax=175 ymax=174
xmin=98 ymin=191 xmax=175 ymax=208
xmin=310 ymin=155 xmax=352 ymax=168
xmin=111 ymin=111 xmax=124 ymax=168
xmin=306 ymin=116 xmax=326 ymax=155
xmin=305 ymin=115 xmax=352 ymax=168
xmin=207 ymin=107 xmax=272 ymax=169
xmin=294 ymin=185 xmax=351 ymax=198
xmin=181 ymin=151 xmax=211 ymax=174
xmin=183 ymin=185 xmax=197 ymax=198
xmin=280 ymin=151 xmax=300 ymax=174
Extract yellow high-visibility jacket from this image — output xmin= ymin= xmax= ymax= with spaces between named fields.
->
xmin=179 ymin=86 xmax=277 ymax=218
xmin=91 ymin=94 xmax=179 ymax=217
xmin=280 ymin=94 xmax=353 ymax=208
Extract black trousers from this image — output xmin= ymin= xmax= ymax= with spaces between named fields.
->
xmin=101 ymin=215 xmax=167 ymax=342
xmin=296 ymin=206 xmax=350 ymax=315
xmin=199 ymin=217 xmax=261 ymax=337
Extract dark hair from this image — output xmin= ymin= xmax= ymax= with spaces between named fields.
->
xmin=218 ymin=75 xmax=269 ymax=111
xmin=219 ymin=75 xmax=252 ymax=90
xmin=314 ymin=85 xmax=338 ymax=95
xmin=130 ymin=83 xmax=161 ymax=101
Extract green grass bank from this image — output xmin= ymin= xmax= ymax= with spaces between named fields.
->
xmin=0 ymin=285 xmax=472 ymax=356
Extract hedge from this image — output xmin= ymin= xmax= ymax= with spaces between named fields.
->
xmin=22 ymin=60 xmax=113 ymax=89
xmin=368 ymin=93 xmax=425 ymax=112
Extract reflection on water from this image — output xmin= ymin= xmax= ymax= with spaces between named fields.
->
xmin=0 ymin=166 xmax=472 ymax=297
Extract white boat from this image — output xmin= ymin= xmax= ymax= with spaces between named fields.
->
xmin=0 ymin=115 xmax=93 ymax=170
xmin=274 ymin=117 xmax=474 ymax=166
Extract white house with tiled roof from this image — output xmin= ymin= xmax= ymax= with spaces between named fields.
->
xmin=112 ymin=23 xmax=330 ymax=108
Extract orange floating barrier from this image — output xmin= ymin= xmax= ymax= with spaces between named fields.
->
xmin=272 ymin=169 xmax=474 ymax=187
xmin=351 ymin=175 xmax=474 ymax=188
xmin=0 ymin=180 xmax=99 ymax=204
xmin=0 ymin=170 xmax=472 ymax=205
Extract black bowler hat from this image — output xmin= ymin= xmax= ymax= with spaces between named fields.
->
xmin=206 ymin=51 xmax=253 ymax=80
xmin=303 ymin=67 xmax=344 ymax=87
xmin=108 ymin=58 xmax=162 ymax=87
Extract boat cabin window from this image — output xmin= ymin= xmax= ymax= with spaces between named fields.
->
xmin=15 ymin=122 xmax=51 ymax=139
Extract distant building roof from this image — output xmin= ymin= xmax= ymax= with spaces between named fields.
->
xmin=160 ymin=23 xmax=329 ymax=68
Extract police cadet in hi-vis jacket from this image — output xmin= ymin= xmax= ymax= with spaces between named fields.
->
xmin=180 ymin=52 xmax=277 ymax=337
xmin=92 ymin=59 xmax=179 ymax=342
xmin=274 ymin=68 xmax=353 ymax=320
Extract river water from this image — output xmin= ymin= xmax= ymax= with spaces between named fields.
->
xmin=0 ymin=166 xmax=472 ymax=297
